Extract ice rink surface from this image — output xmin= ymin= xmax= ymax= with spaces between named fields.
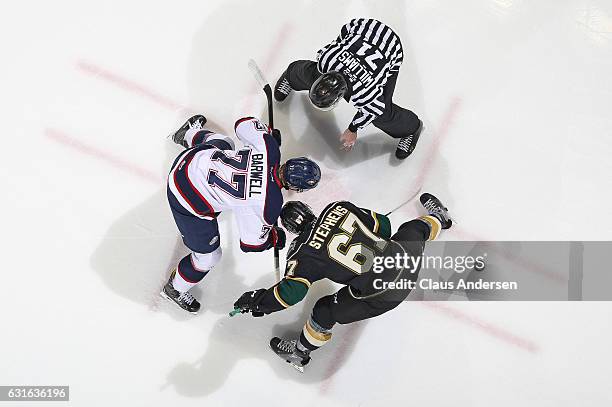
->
xmin=2 ymin=0 xmax=612 ymax=405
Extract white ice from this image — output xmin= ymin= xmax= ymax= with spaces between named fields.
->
xmin=1 ymin=0 xmax=612 ymax=406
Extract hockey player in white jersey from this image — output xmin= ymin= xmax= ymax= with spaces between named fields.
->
xmin=162 ymin=115 xmax=321 ymax=313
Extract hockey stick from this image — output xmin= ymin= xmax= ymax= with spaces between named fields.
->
xmin=248 ymin=59 xmax=281 ymax=283
xmin=384 ymin=186 xmax=422 ymax=216
xmin=248 ymin=59 xmax=274 ymax=129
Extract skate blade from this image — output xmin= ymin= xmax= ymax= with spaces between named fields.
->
xmin=159 ymin=291 xmax=199 ymax=314
xmin=288 ymin=361 xmax=305 ymax=373
xmin=269 ymin=344 xmax=306 ymax=373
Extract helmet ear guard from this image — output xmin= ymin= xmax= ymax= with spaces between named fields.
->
xmin=281 ymin=201 xmax=316 ymax=235
xmin=309 ymin=71 xmax=348 ymax=111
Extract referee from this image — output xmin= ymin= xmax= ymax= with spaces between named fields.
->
xmin=274 ymin=18 xmax=423 ymax=160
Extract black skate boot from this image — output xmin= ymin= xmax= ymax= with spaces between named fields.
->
xmin=420 ymin=192 xmax=453 ymax=229
xmin=395 ymin=119 xmax=423 ymax=159
xmin=274 ymin=70 xmax=293 ymax=102
xmin=269 ymin=337 xmax=311 ymax=373
xmin=170 ymin=115 xmax=207 ymax=148
xmin=160 ymin=269 xmax=201 ymax=314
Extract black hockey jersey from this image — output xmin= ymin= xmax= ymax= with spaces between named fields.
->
xmin=256 ymin=201 xmax=394 ymax=313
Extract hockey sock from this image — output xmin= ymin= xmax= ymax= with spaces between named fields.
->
xmin=183 ymin=128 xmax=213 ymax=147
xmin=417 ymin=215 xmax=442 ymax=241
xmin=172 ymin=254 xmax=209 ymax=292
xmin=189 ymin=129 xmax=214 ymax=146
xmin=298 ymin=316 xmax=333 ymax=353
xmin=185 ymin=128 xmax=236 ymax=150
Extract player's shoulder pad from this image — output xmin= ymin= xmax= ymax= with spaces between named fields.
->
xmin=234 ymin=116 xmax=259 ymax=130
xmin=317 ymin=201 xmax=355 ymax=219
xmin=332 ymin=201 xmax=392 ymax=238
xmin=333 ymin=200 xmax=359 ymax=212
xmin=234 ymin=116 xmax=270 ymax=141
xmin=355 ymin=206 xmax=391 ymax=239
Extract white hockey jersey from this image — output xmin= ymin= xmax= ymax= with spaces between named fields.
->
xmin=168 ymin=117 xmax=283 ymax=251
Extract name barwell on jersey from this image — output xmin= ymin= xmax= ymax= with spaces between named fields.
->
xmin=308 ymin=205 xmax=349 ymax=249
xmin=248 ymin=153 xmax=265 ymax=197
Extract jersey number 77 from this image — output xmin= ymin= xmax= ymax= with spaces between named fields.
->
xmin=206 ymin=149 xmax=251 ymax=199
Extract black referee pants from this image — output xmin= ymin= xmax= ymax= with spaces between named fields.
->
xmin=285 ymin=60 xmax=421 ymax=139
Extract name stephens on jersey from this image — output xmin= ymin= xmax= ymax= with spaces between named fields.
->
xmin=307 ymin=205 xmax=349 ymax=249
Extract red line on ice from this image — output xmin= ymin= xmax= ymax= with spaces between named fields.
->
xmin=420 ymin=302 xmax=539 ymax=353
xmin=394 ymin=97 xmax=563 ymax=283
xmin=412 ymin=96 xmax=462 ymax=191
xmin=76 ymin=60 xmax=197 ymax=116
xmin=448 ymin=226 xmax=565 ymax=283
xmin=45 ymin=128 xmax=162 ymax=184
xmin=405 ymin=99 xmax=541 ymax=352
xmin=319 ymin=322 xmax=363 ymax=395
xmin=76 ymin=23 xmax=294 ymax=121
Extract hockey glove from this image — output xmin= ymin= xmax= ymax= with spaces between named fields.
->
xmin=271 ymin=226 xmax=286 ymax=250
xmin=234 ymin=289 xmax=267 ymax=317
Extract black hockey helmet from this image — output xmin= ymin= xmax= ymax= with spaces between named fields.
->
xmin=309 ymin=71 xmax=348 ymax=111
xmin=280 ymin=201 xmax=316 ymax=235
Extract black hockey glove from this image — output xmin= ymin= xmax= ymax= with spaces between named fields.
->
xmin=271 ymin=129 xmax=282 ymax=146
xmin=271 ymin=226 xmax=286 ymax=250
xmin=234 ymin=289 xmax=267 ymax=317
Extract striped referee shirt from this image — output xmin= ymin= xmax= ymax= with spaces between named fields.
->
xmin=316 ymin=18 xmax=403 ymax=132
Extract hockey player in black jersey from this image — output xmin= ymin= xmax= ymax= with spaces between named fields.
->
xmin=233 ymin=193 xmax=452 ymax=372
xmin=274 ymin=18 xmax=423 ymax=160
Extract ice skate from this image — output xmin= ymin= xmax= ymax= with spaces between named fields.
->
xmin=274 ymin=70 xmax=293 ymax=102
xmin=269 ymin=337 xmax=311 ymax=373
xmin=395 ymin=120 xmax=423 ymax=159
xmin=420 ymin=192 xmax=452 ymax=229
xmin=160 ymin=269 xmax=201 ymax=314
xmin=170 ymin=115 xmax=207 ymax=148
